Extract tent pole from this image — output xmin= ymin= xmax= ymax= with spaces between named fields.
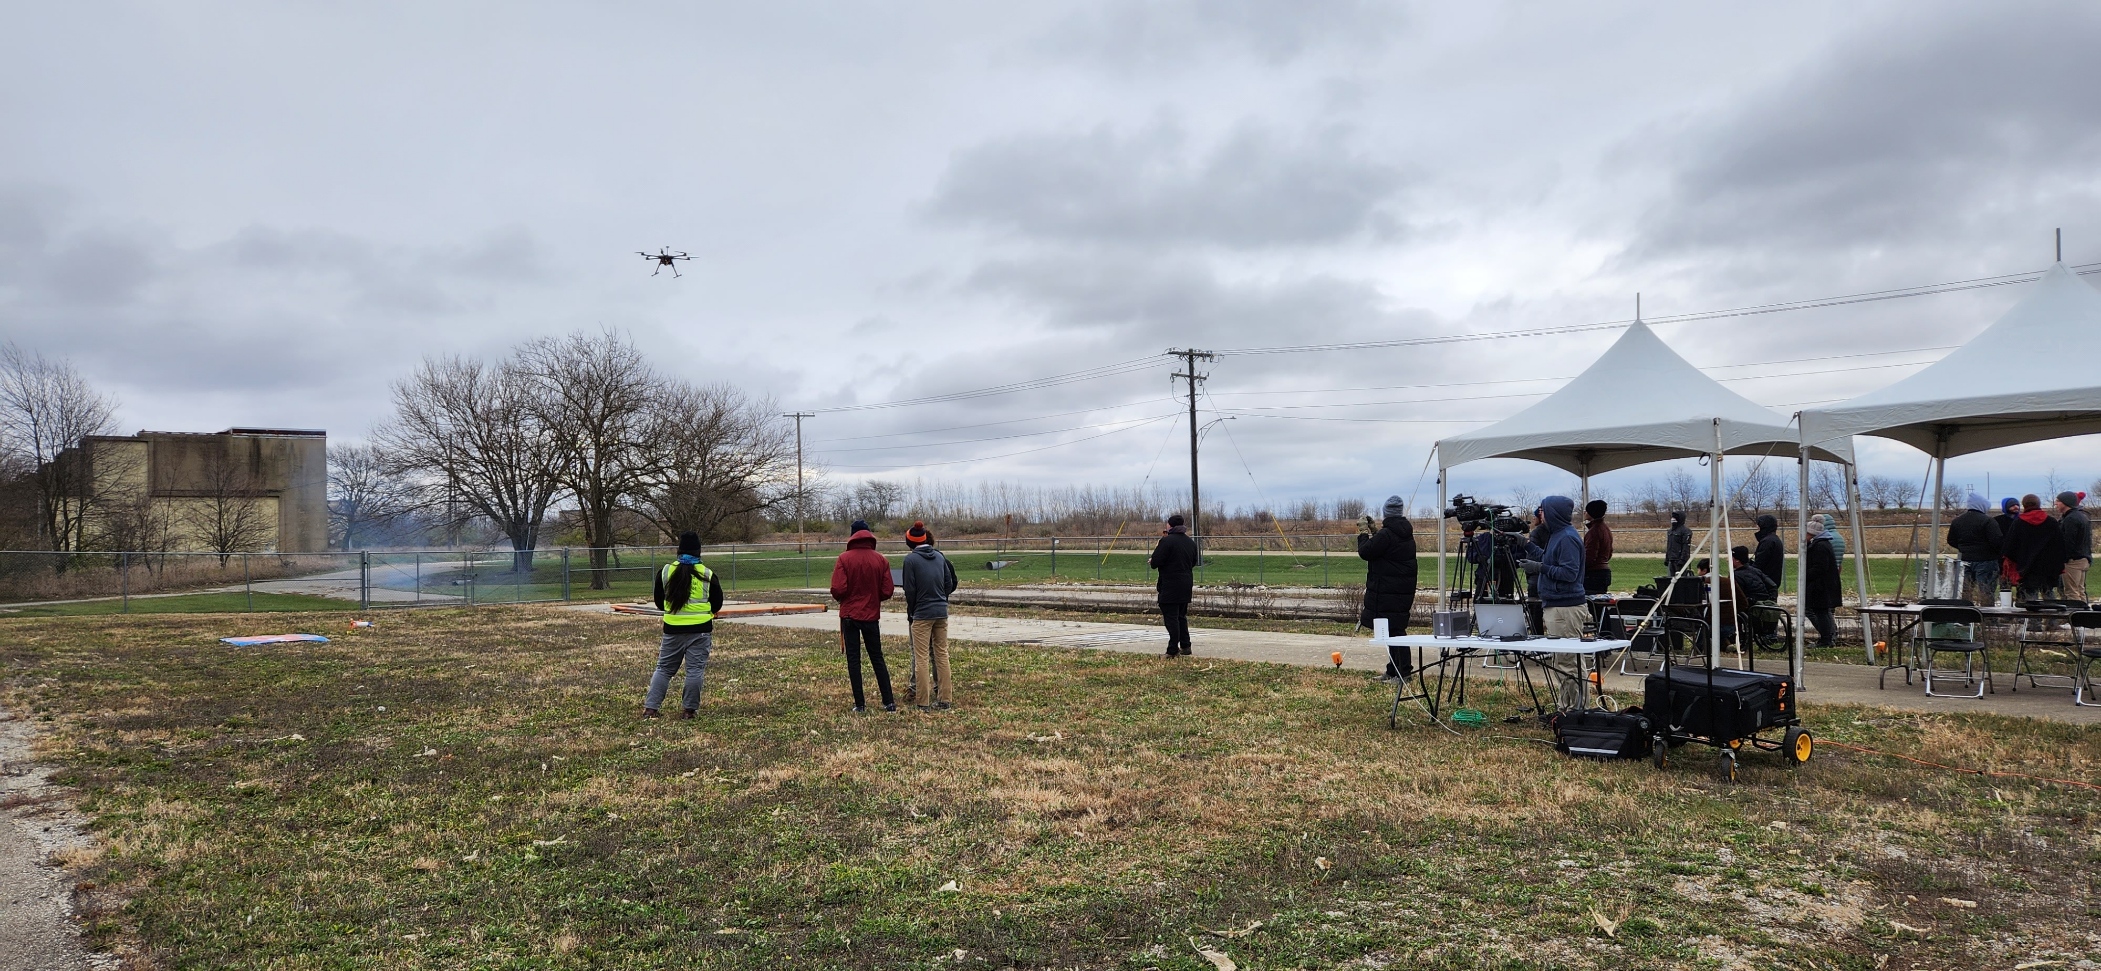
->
xmin=1796 ymin=450 xmax=1811 ymax=689
xmin=1794 ymin=449 xmax=1810 ymax=680
xmin=1436 ymin=466 xmax=1448 ymax=611
xmin=1927 ymin=442 xmax=1947 ymax=598
xmin=1847 ymin=461 xmax=1872 ymax=663
xmin=1709 ymin=420 xmax=1724 ymax=667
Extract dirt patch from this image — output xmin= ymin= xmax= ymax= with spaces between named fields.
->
xmin=0 ymin=706 xmax=119 ymax=970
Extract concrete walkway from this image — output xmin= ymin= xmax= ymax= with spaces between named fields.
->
xmin=718 ymin=609 xmax=2101 ymax=726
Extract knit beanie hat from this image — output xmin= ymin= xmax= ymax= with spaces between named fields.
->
xmin=1731 ymin=545 xmax=1751 ymax=562
xmin=1585 ymin=499 xmax=1608 ymax=519
xmin=677 ymin=531 xmax=702 ymax=556
xmin=904 ymin=521 xmax=931 ymax=547
xmin=850 ymin=519 xmax=871 ymax=534
xmin=1168 ymin=513 xmax=1185 ymax=527
xmin=2058 ymin=491 xmax=2081 ymax=510
xmin=1807 ymin=518 xmax=1826 ymax=536
xmin=1382 ymin=495 xmax=1406 ymax=518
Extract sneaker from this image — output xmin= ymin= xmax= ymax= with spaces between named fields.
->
xmin=915 ymin=704 xmax=935 ymax=712
xmin=678 ymin=709 xmax=696 ymax=720
xmin=883 ymin=703 xmax=900 ymax=713
xmin=1165 ymin=644 xmax=1178 ymax=657
xmin=935 ymin=701 xmax=952 ymax=710
xmin=852 ymin=705 xmax=868 ymax=714
xmin=641 ymin=708 xmax=662 ymax=719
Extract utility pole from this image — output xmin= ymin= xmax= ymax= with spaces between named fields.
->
xmin=784 ymin=412 xmax=814 ymax=549
xmin=1168 ymin=348 xmax=1215 ymax=543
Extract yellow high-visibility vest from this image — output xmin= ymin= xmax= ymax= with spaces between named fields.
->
xmin=659 ymin=562 xmax=716 ymax=626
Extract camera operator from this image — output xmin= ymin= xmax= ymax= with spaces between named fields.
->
xmin=1359 ymin=495 xmax=1418 ymax=680
xmin=1516 ymin=496 xmax=1589 ymax=638
xmin=1464 ymin=522 xmax=1518 ymax=601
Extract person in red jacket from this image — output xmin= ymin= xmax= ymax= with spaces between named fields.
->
xmin=829 ymin=523 xmax=898 ymax=712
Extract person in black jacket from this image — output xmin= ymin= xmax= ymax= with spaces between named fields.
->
xmin=1147 ymin=514 xmax=1199 ymax=656
xmin=1730 ymin=546 xmax=1778 ymax=602
xmin=2003 ymin=494 xmax=2067 ymax=599
xmin=2055 ymin=491 xmax=2091 ymax=600
xmin=1753 ymin=514 xmax=1785 ymax=591
xmin=1804 ymin=519 xmax=1843 ymax=647
xmin=1946 ymin=493 xmax=2004 ymax=605
xmin=1359 ymin=495 xmax=1418 ymax=679
xmin=1664 ymin=510 xmax=1694 ymax=578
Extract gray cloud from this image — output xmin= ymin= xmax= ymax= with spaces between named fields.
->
xmin=927 ymin=120 xmax=1406 ymax=249
xmin=1036 ymin=0 xmax=1403 ymax=71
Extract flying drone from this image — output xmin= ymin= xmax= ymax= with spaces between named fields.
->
xmin=638 ymin=247 xmax=693 ymax=278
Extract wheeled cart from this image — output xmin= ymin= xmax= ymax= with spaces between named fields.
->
xmin=1644 ymin=661 xmax=1813 ymax=781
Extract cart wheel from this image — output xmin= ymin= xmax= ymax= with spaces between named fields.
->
xmin=1784 ymin=727 xmax=1813 ymax=766
xmin=1651 ymin=735 xmax=1668 ymax=770
xmin=1718 ymin=750 xmax=1739 ymax=783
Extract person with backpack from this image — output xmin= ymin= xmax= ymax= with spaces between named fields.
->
xmin=642 ymin=531 xmax=725 ymax=720
xmin=1148 ymin=514 xmax=1199 ymax=656
xmin=901 ymin=521 xmax=959 ymax=710
xmin=830 ymin=523 xmax=898 ymax=713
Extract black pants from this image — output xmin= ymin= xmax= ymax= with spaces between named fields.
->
xmin=1584 ymin=569 xmax=1612 ymax=595
xmin=1371 ymin=615 xmax=1411 ymax=677
xmin=1806 ymin=606 xmax=1836 ymax=647
xmin=1160 ymin=600 xmax=1191 ymax=652
xmin=840 ymin=617 xmax=894 ymax=708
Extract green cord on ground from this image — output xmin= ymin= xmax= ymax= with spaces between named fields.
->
xmin=1450 ymin=708 xmax=1488 ymax=727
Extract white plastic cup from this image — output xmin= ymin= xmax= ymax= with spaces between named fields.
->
xmin=1372 ymin=617 xmax=1390 ymax=641
xmin=1997 ymin=591 xmax=2013 ymax=609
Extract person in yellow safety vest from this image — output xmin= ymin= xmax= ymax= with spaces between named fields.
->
xmin=642 ymin=531 xmax=725 ymax=719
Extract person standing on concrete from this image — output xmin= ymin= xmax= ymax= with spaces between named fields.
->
xmin=1148 ymin=514 xmax=1199 ymax=656
xmin=1753 ymin=514 xmax=1785 ymax=591
xmin=1664 ymin=510 xmax=1694 ymax=578
xmin=830 ymin=524 xmax=898 ymax=712
xmin=1946 ymin=494 xmax=2004 ymax=605
xmin=1359 ymin=496 xmax=1418 ymax=679
xmin=1805 ymin=519 xmax=1843 ymax=648
xmin=1518 ymin=496 xmax=1588 ymax=638
xmin=1582 ymin=500 xmax=1614 ymax=595
xmin=901 ymin=521 xmax=958 ymax=710
xmin=1819 ymin=513 xmax=1847 ymax=572
xmin=643 ymin=531 xmax=725 ymax=720
xmin=2056 ymin=491 xmax=2091 ymax=600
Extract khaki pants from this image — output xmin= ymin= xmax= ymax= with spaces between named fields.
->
xmin=2064 ymin=558 xmax=2090 ymax=601
xmin=911 ymin=618 xmax=951 ymax=707
xmin=1543 ymin=605 xmax=1590 ymax=639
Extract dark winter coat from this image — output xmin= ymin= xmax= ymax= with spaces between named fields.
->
xmin=2004 ymin=509 xmax=2068 ymax=591
xmin=1664 ymin=517 xmax=1694 ymax=576
xmin=1804 ymin=536 xmax=1842 ymax=612
xmin=1523 ymin=497 xmax=1587 ymax=608
xmin=1753 ymin=515 xmax=1785 ymax=589
xmin=829 ymin=530 xmax=894 ymax=622
xmin=1733 ymin=562 xmax=1778 ymax=603
xmin=1945 ymin=509 xmax=2004 ymax=563
xmin=1357 ymin=515 xmax=1419 ymax=627
xmin=1148 ymin=527 xmax=1198 ymax=605
xmin=1465 ymin=530 xmax=1517 ymax=599
xmin=2061 ymin=507 xmax=2092 ymax=561
xmin=1582 ymin=517 xmax=1613 ymax=573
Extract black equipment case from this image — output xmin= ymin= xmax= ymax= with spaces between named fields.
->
xmin=1552 ymin=708 xmax=1653 ymax=760
xmin=1643 ymin=666 xmax=1793 ymax=742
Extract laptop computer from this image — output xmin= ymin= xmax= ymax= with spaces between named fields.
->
xmin=1475 ymin=603 xmax=1529 ymax=637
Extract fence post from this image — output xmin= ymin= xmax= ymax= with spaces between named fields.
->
xmin=1050 ymin=537 xmax=1057 ymax=577
xmin=562 ymin=548 xmax=572 ymax=601
xmin=360 ymin=551 xmax=370 ymax=609
xmin=730 ymin=547 xmax=738 ymax=593
xmin=1258 ymin=538 xmax=1265 ymax=584
xmin=414 ymin=552 xmax=422 ymax=604
xmin=467 ymin=552 xmax=476 ymax=607
xmin=121 ymin=552 xmax=129 ymax=613
xmin=244 ymin=553 xmax=253 ymax=611
xmin=1322 ymin=536 xmax=1330 ymax=587
xmin=803 ymin=546 xmax=811 ymax=588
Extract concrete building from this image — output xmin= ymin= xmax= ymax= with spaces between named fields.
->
xmin=56 ymin=428 xmax=328 ymax=553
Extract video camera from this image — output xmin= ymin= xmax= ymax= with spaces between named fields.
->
xmin=1443 ymin=494 xmax=1528 ymax=534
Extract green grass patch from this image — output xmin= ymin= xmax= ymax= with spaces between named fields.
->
xmin=0 ymin=591 xmax=357 ymax=617
xmin=2 ymin=609 xmax=2096 ymax=968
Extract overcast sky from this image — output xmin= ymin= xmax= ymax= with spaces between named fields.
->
xmin=5 ymin=1 xmax=2100 ymax=514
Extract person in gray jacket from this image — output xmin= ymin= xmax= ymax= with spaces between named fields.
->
xmin=901 ymin=521 xmax=960 ymax=710
xmin=2056 ymin=491 xmax=2092 ymax=600
xmin=1664 ymin=510 xmax=1694 ymax=577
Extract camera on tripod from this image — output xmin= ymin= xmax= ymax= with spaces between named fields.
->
xmin=1443 ymin=494 xmax=1527 ymax=534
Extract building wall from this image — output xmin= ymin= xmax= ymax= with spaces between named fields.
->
xmin=59 ymin=429 xmax=327 ymax=553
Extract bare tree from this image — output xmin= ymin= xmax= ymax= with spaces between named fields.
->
xmin=1332 ymin=497 xmax=1367 ymax=521
xmin=1887 ymin=478 xmax=1920 ymax=510
xmin=853 ymin=480 xmax=906 ymax=523
xmin=639 ymin=382 xmax=797 ymax=542
xmin=328 ymin=443 xmax=419 ymax=550
xmin=0 ymin=342 xmax=120 ymax=554
xmin=1807 ymin=464 xmax=1845 ymax=512
xmin=377 ymin=355 xmax=566 ymax=571
xmin=181 ymin=446 xmax=271 ymax=566
xmin=520 ymin=331 xmax=666 ymax=588
xmin=1860 ymin=475 xmax=1894 ymax=510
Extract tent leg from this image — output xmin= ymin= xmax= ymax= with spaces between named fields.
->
xmin=1796 ymin=451 xmax=1811 ymax=689
xmin=1926 ymin=450 xmax=1946 ymax=599
xmin=1437 ymin=469 xmax=1448 ymax=611
xmin=1709 ymin=421 xmax=1723 ymax=668
xmin=1847 ymin=464 xmax=1872 ymax=663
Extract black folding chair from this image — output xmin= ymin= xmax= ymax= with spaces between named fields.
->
xmin=1612 ymin=597 xmax=1663 ymax=674
xmin=1663 ymin=615 xmax=1712 ymax=669
xmin=1917 ymin=605 xmax=1992 ymax=698
xmin=2015 ymin=609 xmax=2101 ymax=692
xmin=1744 ymin=604 xmax=1794 ymax=672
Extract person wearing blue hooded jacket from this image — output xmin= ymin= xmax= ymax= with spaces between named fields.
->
xmin=1517 ymin=496 xmax=1590 ymax=638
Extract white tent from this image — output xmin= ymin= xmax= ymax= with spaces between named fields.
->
xmin=1800 ymin=262 xmax=2101 ymax=595
xmin=1435 ymin=319 xmax=1858 ymax=680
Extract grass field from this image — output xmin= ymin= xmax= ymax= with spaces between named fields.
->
xmin=3 ymin=608 xmax=2096 ymax=969
xmin=0 ymin=591 xmax=358 ymax=617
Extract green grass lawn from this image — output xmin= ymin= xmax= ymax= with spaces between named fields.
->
xmin=0 ymin=591 xmax=358 ymax=617
xmin=2 ymin=608 xmax=2096 ymax=969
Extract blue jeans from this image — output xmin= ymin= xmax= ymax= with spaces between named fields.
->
xmin=1961 ymin=560 xmax=1999 ymax=604
xmin=645 ymin=629 xmax=712 ymax=712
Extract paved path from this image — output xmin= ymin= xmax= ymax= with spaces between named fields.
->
xmin=717 ymin=609 xmax=2101 ymax=726
xmin=0 ymin=708 xmax=112 ymax=971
